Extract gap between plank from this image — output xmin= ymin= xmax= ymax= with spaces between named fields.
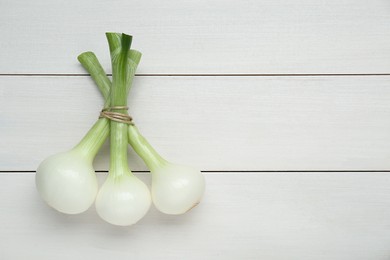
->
xmin=1 ymin=170 xmax=389 ymax=173
xmin=0 ymin=73 xmax=390 ymax=77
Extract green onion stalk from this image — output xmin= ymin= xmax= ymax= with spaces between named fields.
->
xmin=93 ymin=33 xmax=151 ymax=226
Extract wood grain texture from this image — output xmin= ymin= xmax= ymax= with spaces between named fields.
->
xmin=1 ymin=0 xmax=389 ymax=258
xmin=1 ymin=0 xmax=390 ymax=74
xmin=1 ymin=76 xmax=390 ymax=171
xmin=0 ymin=172 xmax=389 ymax=260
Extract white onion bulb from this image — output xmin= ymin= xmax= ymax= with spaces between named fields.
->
xmin=35 ymin=150 xmax=98 ymax=214
xmin=95 ymin=174 xmax=151 ymax=226
xmin=151 ymin=163 xmax=205 ymax=215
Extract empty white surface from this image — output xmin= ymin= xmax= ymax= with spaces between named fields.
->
xmin=1 ymin=0 xmax=390 ymax=74
xmin=1 ymin=173 xmax=389 ymax=260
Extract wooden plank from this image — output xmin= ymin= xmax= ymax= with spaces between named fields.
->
xmin=1 ymin=0 xmax=390 ymax=74
xmin=0 ymin=172 xmax=389 ymax=259
xmin=1 ymin=76 xmax=390 ymax=171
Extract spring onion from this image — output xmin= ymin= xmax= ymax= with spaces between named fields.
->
xmin=128 ymin=128 xmax=205 ymax=215
xmin=94 ymin=33 xmax=151 ymax=226
xmin=35 ymin=97 xmax=109 ymax=214
xmin=36 ymin=32 xmax=205 ymax=226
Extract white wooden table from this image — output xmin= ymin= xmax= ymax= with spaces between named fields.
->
xmin=1 ymin=1 xmax=390 ymax=259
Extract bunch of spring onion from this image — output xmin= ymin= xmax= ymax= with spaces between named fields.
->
xmin=36 ymin=33 xmax=205 ymax=226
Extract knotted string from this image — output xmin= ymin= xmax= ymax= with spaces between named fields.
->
xmin=99 ymin=106 xmax=134 ymax=125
